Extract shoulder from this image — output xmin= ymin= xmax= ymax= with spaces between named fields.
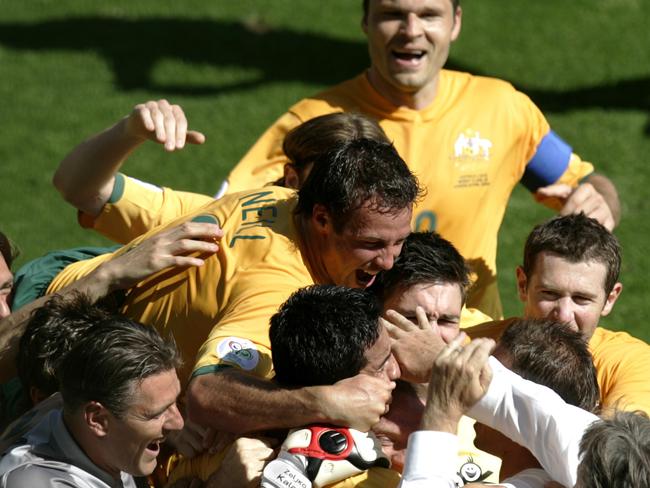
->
xmin=2 ymin=461 xmax=96 ymax=488
xmin=443 ymin=69 xmax=516 ymax=95
xmin=288 ymin=74 xmax=367 ymax=120
xmin=590 ymin=327 xmax=650 ymax=371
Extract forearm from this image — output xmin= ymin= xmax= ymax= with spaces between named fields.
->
xmin=468 ymin=357 xmax=598 ymax=487
xmin=186 ymin=369 xmax=328 ymax=434
xmin=53 ymin=117 xmax=145 ymax=216
xmin=585 ymin=173 xmax=620 ymax=226
xmin=0 ymin=265 xmax=115 ymax=381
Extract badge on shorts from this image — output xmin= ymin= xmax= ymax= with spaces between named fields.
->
xmin=216 ymin=337 xmax=260 ymax=371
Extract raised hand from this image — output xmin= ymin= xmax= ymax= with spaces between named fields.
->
xmin=125 ymin=99 xmax=206 ymax=151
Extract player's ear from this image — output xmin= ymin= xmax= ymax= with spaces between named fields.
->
xmin=451 ymin=5 xmax=462 ymax=41
xmin=601 ymin=282 xmax=623 ymax=317
xmin=85 ymin=401 xmax=111 ymax=437
xmin=311 ymin=204 xmax=333 ymax=234
xmin=283 ymin=163 xmax=301 ymax=189
xmin=515 ymin=266 xmax=528 ymax=302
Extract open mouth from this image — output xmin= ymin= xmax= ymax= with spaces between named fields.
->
xmin=392 ymin=50 xmax=426 ymax=65
xmin=145 ymin=439 xmax=163 ymax=456
xmin=356 ymin=270 xmax=377 ymax=288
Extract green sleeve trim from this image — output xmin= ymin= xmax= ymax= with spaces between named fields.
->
xmin=191 ymin=364 xmax=233 ymax=378
xmin=191 ymin=214 xmax=221 ymax=226
xmin=108 ymin=173 xmax=126 ymax=204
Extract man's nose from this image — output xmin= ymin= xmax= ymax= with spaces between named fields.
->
xmin=0 ymin=297 xmax=10 ymax=319
xmin=403 ymin=12 xmax=425 ymax=38
xmin=164 ymin=403 xmax=185 ymax=432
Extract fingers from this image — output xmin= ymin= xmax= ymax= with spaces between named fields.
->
xmin=129 ymin=99 xmax=202 ymax=151
xmin=436 ymin=332 xmax=466 ymax=360
xmin=187 ymin=130 xmax=207 ymax=145
xmin=535 ymin=183 xmax=573 ymax=200
xmin=383 ymin=309 xmax=418 ymax=332
xmin=560 ymin=183 xmax=615 ymax=230
xmin=414 ymin=306 xmax=429 ymax=330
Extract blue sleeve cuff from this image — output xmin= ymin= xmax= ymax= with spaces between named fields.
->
xmin=521 ymin=130 xmax=572 ymax=192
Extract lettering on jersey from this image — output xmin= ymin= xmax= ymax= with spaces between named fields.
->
xmin=216 ymin=337 xmax=260 ymax=370
xmin=450 ymin=130 xmax=492 ymax=189
xmin=230 ymin=191 xmax=278 ymax=247
xmin=414 ymin=210 xmax=436 ymax=232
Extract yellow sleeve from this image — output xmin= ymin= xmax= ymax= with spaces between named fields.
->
xmin=79 ymin=173 xmax=214 ymax=244
xmin=592 ymin=329 xmax=650 ymax=415
xmin=166 ymin=448 xmax=229 ymax=484
xmin=225 ymin=111 xmax=304 ymax=194
xmin=192 ymin=268 xmax=311 ymax=380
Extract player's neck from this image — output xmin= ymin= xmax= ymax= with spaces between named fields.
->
xmin=294 ymin=215 xmax=332 ymax=285
xmin=366 ymin=69 xmax=439 ymax=110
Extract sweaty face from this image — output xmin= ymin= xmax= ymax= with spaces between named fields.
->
xmin=105 ymin=369 xmax=183 ymax=477
xmin=0 ymin=255 xmax=13 ymax=319
xmin=359 ymin=325 xmax=401 ymax=382
xmin=320 ymin=203 xmax=412 ymax=289
xmin=518 ymin=253 xmax=621 ymax=339
xmin=363 ymin=0 xmax=461 ymax=104
xmin=383 ymin=281 xmax=462 ymax=343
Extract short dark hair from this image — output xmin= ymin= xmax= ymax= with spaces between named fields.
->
xmin=362 ymin=0 xmax=461 ymax=22
xmin=370 ymin=231 xmax=470 ymax=304
xmin=0 ymin=231 xmax=19 ymax=268
xmin=270 ymin=285 xmax=382 ymax=387
xmin=577 ymin=410 xmax=650 ymax=488
xmin=496 ymin=318 xmax=600 ymax=413
xmin=523 ymin=214 xmax=621 ymax=294
xmin=17 ymin=293 xmax=110 ymax=398
xmin=294 ymin=138 xmax=421 ymax=232
xmin=58 ymin=315 xmax=181 ymax=418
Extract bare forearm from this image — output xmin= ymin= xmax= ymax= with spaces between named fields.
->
xmin=52 ymin=117 xmax=144 ymax=216
xmin=585 ymin=173 xmax=620 ymax=226
xmin=186 ymin=370 xmax=327 ymax=434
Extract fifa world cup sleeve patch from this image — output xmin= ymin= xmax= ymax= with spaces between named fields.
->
xmin=521 ymin=130 xmax=573 ymax=192
xmin=215 ymin=337 xmax=260 ymax=371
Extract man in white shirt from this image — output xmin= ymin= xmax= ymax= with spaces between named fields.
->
xmin=0 ymin=313 xmax=184 ymax=488
xmin=397 ymin=329 xmax=650 ymax=487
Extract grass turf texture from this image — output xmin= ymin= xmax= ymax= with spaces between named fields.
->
xmin=1 ymin=0 xmax=648 ymax=339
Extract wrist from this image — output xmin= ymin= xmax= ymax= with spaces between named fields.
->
xmin=420 ymin=408 xmax=461 ymax=434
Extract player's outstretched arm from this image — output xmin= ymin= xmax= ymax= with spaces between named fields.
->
xmin=0 ymin=221 xmax=220 ymax=382
xmin=186 ymin=369 xmax=395 ymax=435
xmin=536 ymin=173 xmax=620 ymax=230
xmin=53 ymin=99 xmax=206 ymax=217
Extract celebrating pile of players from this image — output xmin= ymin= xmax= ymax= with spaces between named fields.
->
xmin=1 ymin=1 xmax=648 ymax=487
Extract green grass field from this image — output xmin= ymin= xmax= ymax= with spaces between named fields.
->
xmin=1 ymin=0 xmax=649 ymax=339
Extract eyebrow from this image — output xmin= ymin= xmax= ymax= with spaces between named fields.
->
xmin=140 ymin=399 xmax=177 ymax=419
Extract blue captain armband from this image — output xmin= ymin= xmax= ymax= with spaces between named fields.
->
xmin=521 ymin=130 xmax=573 ymax=192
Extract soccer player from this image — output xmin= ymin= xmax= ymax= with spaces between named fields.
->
xmin=221 ymin=0 xmax=620 ymax=319
xmin=52 ymin=100 xmax=389 ymax=247
xmin=47 ymin=137 xmax=421 ymax=436
xmin=515 ymin=214 xmax=650 ymax=414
